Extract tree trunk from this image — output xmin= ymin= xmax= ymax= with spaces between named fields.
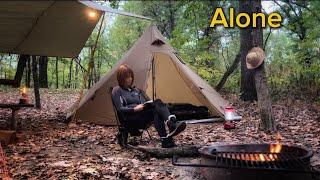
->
xmin=9 ymin=59 xmax=12 ymax=78
xmin=167 ymin=0 xmax=175 ymax=39
xmin=87 ymin=46 xmax=94 ymax=89
xmin=39 ymin=56 xmax=48 ymax=88
xmin=62 ymin=61 xmax=65 ymax=88
xmin=239 ymin=1 xmax=257 ymax=101
xmin=252 ymin=0 xmax=276 ymax=132
xmin=24 ymin=58 xmax=28 ymax=87
xmin=13 ymin=54 xmax=29 ymax=87
xmin=94 ymin=52 xmax=100 ymax=84
xmin=255 ymin=65 xmax=276 ymax=132
xmin=32 ymin=56 xmax=41 ymax=109
xmin=55 ymin=57 xmax=59 ymax=89
xmin=26 ymin=58 xmax=31 ymax=88
xmin=88 ymin=70 xmax=93 ymax=89
xmin=97 ymin=57 xmax=102 ymax=81
xmin=75 ymin=58 xmax=80 ymax=89
xmin=68 ymin=59 xmax=73 ymax=88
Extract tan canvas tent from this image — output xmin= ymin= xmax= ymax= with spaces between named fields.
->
xmin=0 ymin=1 xmax=151 ymax=58
xmin=67 ymin=25 xmax=230 ymax=125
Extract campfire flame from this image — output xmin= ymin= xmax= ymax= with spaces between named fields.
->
xmin=259 ymin=154 xmax=266 ymax=161
xmin=275 ymin=132 xmax=282 ymax=142
xmin=230 ymin=153 xmax=279 ymax=162
xmin=234 ymin=133 xmax=283 ymax=162
xmin=270 ymin=143 xmax=282 ymax=153
xmin=270 ymin=132 xmax=282 ymax=153
xmin=264 ymin=132 xmax=282 ymax=161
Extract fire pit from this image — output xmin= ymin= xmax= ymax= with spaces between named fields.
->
xmin=173 ymin=144 xmax=320 ymax=180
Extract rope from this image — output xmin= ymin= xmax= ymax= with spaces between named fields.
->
xmin=70 ymin=12 xmax=106 ymax=123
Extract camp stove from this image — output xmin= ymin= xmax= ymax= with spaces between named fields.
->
xmin=173 ymin=144 xmax=320 ymax=180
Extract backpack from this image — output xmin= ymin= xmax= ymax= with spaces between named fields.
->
xmin=167 ymin=103 xmax=211 ymax=121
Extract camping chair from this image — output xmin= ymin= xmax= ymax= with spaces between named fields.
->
xmin=110 ymin=87 xmax=152 ymax=147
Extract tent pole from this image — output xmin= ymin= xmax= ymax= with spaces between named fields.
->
xmin=69 ymin=12 xmax=106 ymax=123
xmin=152 ymin=57 xmax=155 ymax=101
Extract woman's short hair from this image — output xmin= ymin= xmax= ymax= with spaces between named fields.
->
xmin=117 ymin=64 xmax=134 ymax=88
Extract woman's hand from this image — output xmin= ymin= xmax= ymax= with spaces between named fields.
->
xmin=134 ymin=104 xmax=144 ymax=112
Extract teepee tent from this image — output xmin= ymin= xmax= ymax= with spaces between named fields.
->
xmin=67 ymin=25 xmax=230 ymax=125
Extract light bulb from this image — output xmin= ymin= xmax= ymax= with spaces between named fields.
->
xmin=88 ymin=11 xmax=96 ymax=18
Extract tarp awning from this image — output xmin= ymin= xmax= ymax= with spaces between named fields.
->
xmin=0 ymin=1 xmax=152 ymax=58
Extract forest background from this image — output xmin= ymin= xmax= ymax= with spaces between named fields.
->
xmin=0 ymin=0 xmax=319 ymax=103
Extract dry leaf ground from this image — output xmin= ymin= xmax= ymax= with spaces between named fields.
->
xmin=0 ymin=89 xmax=319 ymax=179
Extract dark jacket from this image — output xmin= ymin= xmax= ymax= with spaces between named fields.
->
xmin=111 ymin=86 xmax=149 ymax=114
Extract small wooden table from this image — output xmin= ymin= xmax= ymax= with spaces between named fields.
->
xmin=0 ymin=103 xmax=34 ymax=130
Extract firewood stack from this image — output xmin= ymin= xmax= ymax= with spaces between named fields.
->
xmin=0 ymin=143 xmax=10 ymax=179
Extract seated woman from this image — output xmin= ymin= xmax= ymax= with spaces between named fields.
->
xmin=112 ymin=64 xmax=186 ymax=148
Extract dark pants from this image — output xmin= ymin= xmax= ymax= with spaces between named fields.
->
xmin=124 ymin=99 xmax=170 ymax=137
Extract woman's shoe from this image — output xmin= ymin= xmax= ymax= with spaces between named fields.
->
xmin=166 ymin=116 xmax=186 ymax=138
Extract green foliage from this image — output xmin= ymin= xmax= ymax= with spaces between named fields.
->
xmin=107 ymin=1 xmax=151 ymax=61
xmin=263 ymin=1 xmax=320 ymax=100
xmin=0 ymin=54 xmax=18 ymax=79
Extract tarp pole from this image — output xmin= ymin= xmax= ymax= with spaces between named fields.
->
xmin=69 ymin=12 xmax=106 ymax=123
xmin=72 ymin=57 xmax=87 ymax=74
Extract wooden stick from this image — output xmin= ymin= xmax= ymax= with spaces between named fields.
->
xmin=127 ymin=144 xmax=200 ymax=158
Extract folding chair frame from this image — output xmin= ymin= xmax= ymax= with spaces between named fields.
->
xmin=110 ymin=87 xmax=152 ymax=147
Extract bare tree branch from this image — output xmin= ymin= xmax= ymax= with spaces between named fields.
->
xmin=263 ymin=28 xmax=272 ymax=50
xmin=216 ymin=53 xmax=241 ymax=91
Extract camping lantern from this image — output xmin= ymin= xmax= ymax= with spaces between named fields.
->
xmin=224 ymin=106 xmax=235 ymax=121
xmin=224 ymin=106 xmax=236 ymax=130
xmin=19 ymin=86 xmax=29 ymax=104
